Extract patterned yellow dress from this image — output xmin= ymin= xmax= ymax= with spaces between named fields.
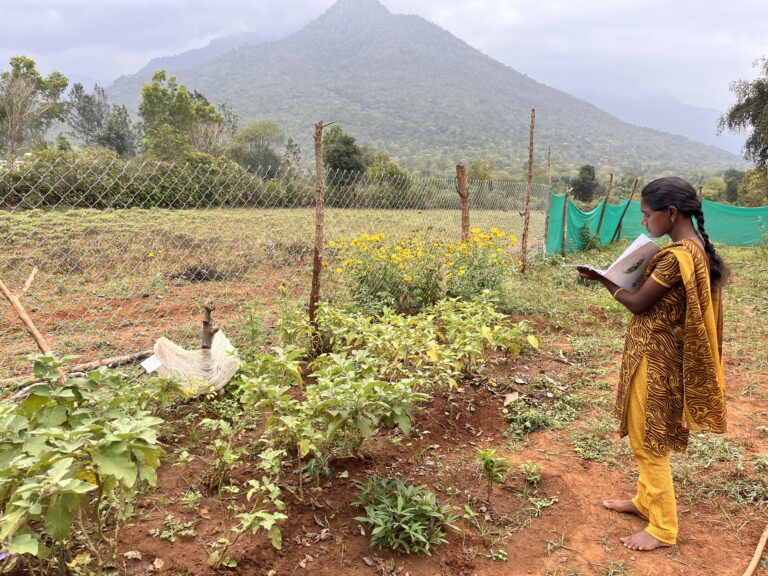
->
xmin=615 ymin=239 xmax=726 ymax=456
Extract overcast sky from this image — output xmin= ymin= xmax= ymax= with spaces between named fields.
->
xmin=2 ymin=0 xmax=767 ymax=112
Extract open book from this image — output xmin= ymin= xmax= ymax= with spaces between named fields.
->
xmin=566 ymin=234 xmax=660 ymax=292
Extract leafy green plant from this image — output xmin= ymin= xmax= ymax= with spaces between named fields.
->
xmin=520 ymin=461 xmax=542 ymax=485
xmin=209 ymin=475 xmax=288 ymax=568
xmin=0 ymin=355 xmax=163 ymax=574
xmin=199 ymin=418 xmax=247 ymax=494
xmin=476 ymin=448 xmax=511 ymax=504
xmin=504 ymin=403 xmax=558 ymax=438
xmin=148 ymin=514 xmax=196 ymax=542
xmin=572 ymin=433 xmax=612 ymax=462
xmin=354 ymin=476 xmax=457 ymax=555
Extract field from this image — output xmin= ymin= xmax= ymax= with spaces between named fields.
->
xmin=0 ymin=207 xmax=546 ymax=379
xmin=2 ymin=208 xmax=767 ymax=576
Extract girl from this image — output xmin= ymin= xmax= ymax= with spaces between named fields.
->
xmin=577 ymin=176 xmax=727 ymax=551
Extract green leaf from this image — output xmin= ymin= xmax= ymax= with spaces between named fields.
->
xmin=7 ymin=533 xmax=38 ymax=556
xmin=92 ymin=442 xmax=137 ymax=487
xmin=267 ymin=526 xmax=282 ymax=549
xmin=527 ymin=334 xmax=539 ymax=349
xmin=45 ymin=495 xmax=75 ymax=540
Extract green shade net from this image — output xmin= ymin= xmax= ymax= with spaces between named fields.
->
xmin=546 ymin=195 xmax=768 ymax=255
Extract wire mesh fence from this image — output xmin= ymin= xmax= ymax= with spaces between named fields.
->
xmin=0 ymin=155 xmax=552 ymax=380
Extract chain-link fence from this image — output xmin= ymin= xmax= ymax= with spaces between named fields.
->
xmin=0 ymin=154 xmax=551 ymax=380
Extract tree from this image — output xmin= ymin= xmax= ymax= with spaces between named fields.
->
xmin=0 ymin=55 xmax=68 ymax=160
xmin=67 ymin=83 xmax=139 ymax=156
xmin=719 ymin=57 xmax=768 ymax=166
xmin=67 ymin=83 xmax=109 ymax=145
xmin=282 ymin=136 xmax=302 ymax=171
xmin=139 ymin=70 xmax=222 ymax=161
xmin=55 ymin=132 xmax=72 ymax=151
xmin=570 ymin=164 xmax=602 ymax=202
xmin=99 ymin=106 xmax=140 ymax=157
xmin=701 ymin=177 xmax=726 ymax=202
xmin=723 ymin=168 xmax=746 ymax=204
xmin=738 ymin=167 xmax=768 ymax=206
xmin=323 ymin=125 xmax=367 ymax=185
xmin=468 ymin=159 xmax=495 ymax=181
xmin=366 ymin=150 xmax=408 ymax=183
xmin=227 ymin=120 xmax=285 ymax=176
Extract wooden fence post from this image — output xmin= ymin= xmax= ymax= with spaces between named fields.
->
xmin=542 ymin=189 xmax=553 ymax=254
xmin=309 ymin=120 xmax=334 ymax=356
xmin=520 ymin=108 xmax=535 ymax=273
xmin=562 ymin=187 xmax=572 ymax=256
xmin=455 ymin=162 xmax=469 ymax=243
xmin=611 ymin=178 xmax=639 ymax=243
xmin=547 ymin=145 xmax=552 ymax=187
xmin=595 ymin=173 xmax=613 ymax=238
xmin=201 ymin=299 xmax=219 ymax=350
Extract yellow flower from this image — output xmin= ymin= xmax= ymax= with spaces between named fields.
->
xmin=457 ymin=268 xmax=466 ymax=276
xmin=328 ymin=240 xmax=337 ymax=248
xmin=148 ymin=252 xmax=155 ymax=258
xmin=335 ymin=267 xmax=342 ymax=274
xmin=404 ymin=275 xmax=413 ymax=283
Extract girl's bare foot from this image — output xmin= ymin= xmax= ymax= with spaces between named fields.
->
xmin=602 ymin=499 xmax=648 ymax=520
xmin=620 ymin=529 xmax=672 ymax=551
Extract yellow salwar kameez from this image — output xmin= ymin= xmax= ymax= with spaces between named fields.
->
xmin=615 ymin=239 xmax=726 ymax=544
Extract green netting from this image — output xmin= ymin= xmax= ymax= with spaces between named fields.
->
xmin=545 ymin=195 xmax=768 ymax=255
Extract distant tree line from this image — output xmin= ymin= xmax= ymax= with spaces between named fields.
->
xmin=1 ymin=54 xmax=767 ymax=207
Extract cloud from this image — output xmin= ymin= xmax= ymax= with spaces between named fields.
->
xmin=1 ymin=0 xmax=766 ymax=110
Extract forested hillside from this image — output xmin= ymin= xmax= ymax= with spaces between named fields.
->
xmin=108 ymin=0 xmax=744 ymax=176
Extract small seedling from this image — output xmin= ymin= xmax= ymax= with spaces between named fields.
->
xmin=476 ymin=448 xmax=512 ymax=504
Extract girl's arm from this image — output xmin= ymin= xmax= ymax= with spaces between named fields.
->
xmin=576 ymin=266 xmax=669 ymax=315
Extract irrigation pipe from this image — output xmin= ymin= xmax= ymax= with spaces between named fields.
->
xmin=741 ymin=524 xmax=768 ymax=576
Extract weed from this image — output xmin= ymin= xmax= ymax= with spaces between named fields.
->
xmin=528 ymin=496 xmax=558 ymax=517
xmin=752 ymin=454 xmax=768 ymax=475
xmin=686 ymin=434 xmax=743 ymax=468
xmin=520 ymin=461 xmax=542 ymax=485
xmin=572 ymin=433 xmax=612 ymax=462
xmin=546 ymin=531 xmax=566 ymax=556
xmin=605 ymin=560 xmax=628 ymax=575
xmin=148 ymin=515 xmax=197 ymax=542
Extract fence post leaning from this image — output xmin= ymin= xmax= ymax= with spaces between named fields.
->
xmin=520 ymin=108 xmax=535 ymax=273
xmin=562 ymin=187 xmax=572 ymax=256
xmin=309 ymin=121 xmax=334 ymax=356
xmin=595 ymin=172 xmax=613 ymax=238
xmin=455 ymin=162 xmax=469 ymax=243
xmin=543 ymin=188 xmax=552 ymax=254
xmin=611 ymin=178 xmax=639 ymax=243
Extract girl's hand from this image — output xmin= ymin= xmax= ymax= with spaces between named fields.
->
xmin=575 ymin=266 xmax=602 ymax=281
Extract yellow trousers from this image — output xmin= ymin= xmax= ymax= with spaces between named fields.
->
xmin=627 ymin=357 xmax=678 ymax=545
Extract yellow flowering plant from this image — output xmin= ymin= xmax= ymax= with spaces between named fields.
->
xmin=327 ymin=228 xmax=519 ymax=313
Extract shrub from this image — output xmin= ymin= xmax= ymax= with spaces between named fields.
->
xmin=328 ymin=228 xmax=519 ymax=314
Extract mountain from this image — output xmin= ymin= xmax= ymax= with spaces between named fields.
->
xmin=130 ymin=30 xmax=282 ymax=81
xmin=576 ymin=93 xmax=745 ymax=156
xmin=108 ymin=0 xmax=746 ymax=176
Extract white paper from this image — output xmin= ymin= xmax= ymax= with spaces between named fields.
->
xmin=566 ymin=234 xmax=659 ymax=292
xmin=141 ymin=354 xmax=162 ymax=373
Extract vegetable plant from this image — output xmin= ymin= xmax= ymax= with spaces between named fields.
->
xmin=0 ymin=355 xmax=163 ymax=575
xmin=354 ymin=476 xmax=457 ymax=556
